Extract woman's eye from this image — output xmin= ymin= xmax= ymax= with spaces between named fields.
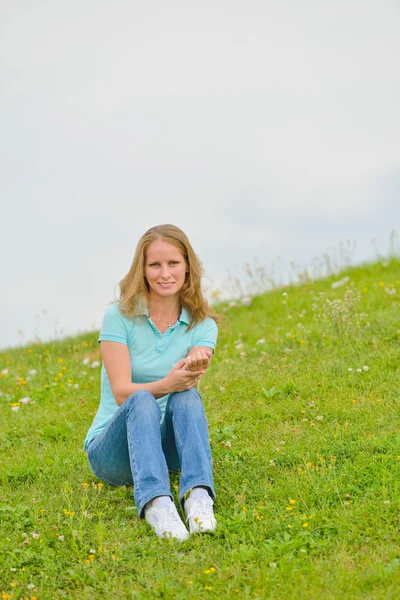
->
xmin=149 ymin=263 xmax=159 ymax=267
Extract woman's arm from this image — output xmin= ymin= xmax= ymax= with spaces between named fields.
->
xmin=100 ymin=341 xmax=205 ymax=406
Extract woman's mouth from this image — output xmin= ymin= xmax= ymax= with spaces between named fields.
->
xmin=158 ymin=282 xmax=175 ymax=288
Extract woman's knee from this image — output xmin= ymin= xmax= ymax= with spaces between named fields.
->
xmin=125 ymin=390 xmax=160 ymax=420
xmin=169 ymin=388 xmax=204 ymax=414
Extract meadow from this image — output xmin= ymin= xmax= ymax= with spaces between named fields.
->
xmin=1 ymin=258 xmax=400 ymax=599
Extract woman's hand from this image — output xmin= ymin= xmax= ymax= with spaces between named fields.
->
xmin=164 ymin=359 xmax=205 ymax=393
xmin=185 ymin=349 xmax=212 ymax=372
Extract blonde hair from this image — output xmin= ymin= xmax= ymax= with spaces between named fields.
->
xmin=118 ymin=224 xmax=221 ymax=330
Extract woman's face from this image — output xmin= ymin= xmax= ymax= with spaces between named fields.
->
xmin=144 ymin=239 xmax=188 ymax=300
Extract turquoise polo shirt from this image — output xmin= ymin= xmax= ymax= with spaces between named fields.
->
xmin=84 ymin=302 xmax=218 ymax=449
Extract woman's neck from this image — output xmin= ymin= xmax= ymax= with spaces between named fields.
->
xmin=148 ymin=297 xmax=181 ymax=319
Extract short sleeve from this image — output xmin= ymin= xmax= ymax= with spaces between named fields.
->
xmin=191 ymin=318 xmax=218 ymax=352
xmin=98 ymin=303 xmax=132 ymax=346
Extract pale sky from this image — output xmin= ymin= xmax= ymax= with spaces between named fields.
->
xmin=1 ymin=0 xmax=399 ymax=349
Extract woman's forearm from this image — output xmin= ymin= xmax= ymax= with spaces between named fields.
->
xmin=114 ymin=379 xmax=169 ymax=406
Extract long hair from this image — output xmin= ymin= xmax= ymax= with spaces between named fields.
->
xmin=118 ymin=224 xmax=221 ymax=330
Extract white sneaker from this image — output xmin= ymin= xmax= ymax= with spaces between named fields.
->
xmin=144 ymin=497 xmax=189 ymax=541
xmin=184 ymin=489 xmax=217 ymax=533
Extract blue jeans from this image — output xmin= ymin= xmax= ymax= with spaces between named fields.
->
xmin=86 ymin=388 xmax=215 ymax=517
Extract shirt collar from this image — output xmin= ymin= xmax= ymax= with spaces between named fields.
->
xmin=179 ymin=306 xmax=190 ymax=325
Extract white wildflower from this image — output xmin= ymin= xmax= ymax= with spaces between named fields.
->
xmin=89 ymin=548 xmax=96 ymax=554
xmin=91 ymin=361 xmax=100 ymax=368
xmin=228 ymin=300 xmax=237 ymax=307
xmin=58 ymin=535 xmax=65 ymax=541
xmin=83 ymin=357 xmax=90 ymax=365
xmin=363 ymin=366 xmax=369 ymax=372
xmin=28 ymin=369 xmax=37 ymax=376
xmin=282 ymin=292 xmax=287 ymax=297
xmin=20 ymin=397 xmax=30 ymax=404
xmin=235 ymin=343 xmax=244 ymax=350
xmin=315 ymin=415 xmax=323 ymax=421
xmin=73 ymin=383 xmax=79 ymax=389
xmin=27 ymin=584 xmax=35 ymax=589
xmin=348 ymin=368 xmax=353 ymax=372
xmin=331 ymin=276 xmax=350 ymax=289
xmin=269 ymin=460 xmax=275 ymax=467
xmin=256 ymin=339 xmax=265 ymax=344
xmin=269 ymin=562 xmax=277 ymax=568
xmin=356 ymin=368 xmax=362 ymax=373
xmin=11 ymin=406 xmax=20 ymax=412
xmin=31 ymin=532 xmax=40 ymax=539
xmin=241 ymin=296 xmax=252 ymax=306
xmin=383 ymin=500 xmax=390 ymax=505
xmin=219 ymin=386 xmax=225 ymax=392
xmin=1 ymin=369 xmax=9 ymax=375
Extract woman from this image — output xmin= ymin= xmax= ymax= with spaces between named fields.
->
xmin=84 ymin=224 xmax=220 ymax=541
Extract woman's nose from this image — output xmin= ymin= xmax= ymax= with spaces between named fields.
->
xmin=160 ymin=265 xmax=170 ymax=278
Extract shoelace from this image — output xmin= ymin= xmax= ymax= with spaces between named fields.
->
xmin=159 ymin=504 xmax=184 ymax=530
xmin=187 ymin=497 xmax=213 ymax=520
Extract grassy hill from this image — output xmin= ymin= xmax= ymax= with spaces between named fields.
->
xmin=1 ymin=258 xmax=400 ymax=599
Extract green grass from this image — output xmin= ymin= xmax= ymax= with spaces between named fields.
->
xmin=1 ymin=258 xmax=400 ymax=599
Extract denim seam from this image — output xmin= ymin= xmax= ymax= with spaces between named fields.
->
xmin=171 ymin=411 xmax=183 ymax=455
xmin=126 ymin=406 xmax=142 ymax=506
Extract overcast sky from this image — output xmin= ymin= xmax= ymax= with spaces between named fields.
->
xmin=1 ymin=0 xmax=399 ymax=349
